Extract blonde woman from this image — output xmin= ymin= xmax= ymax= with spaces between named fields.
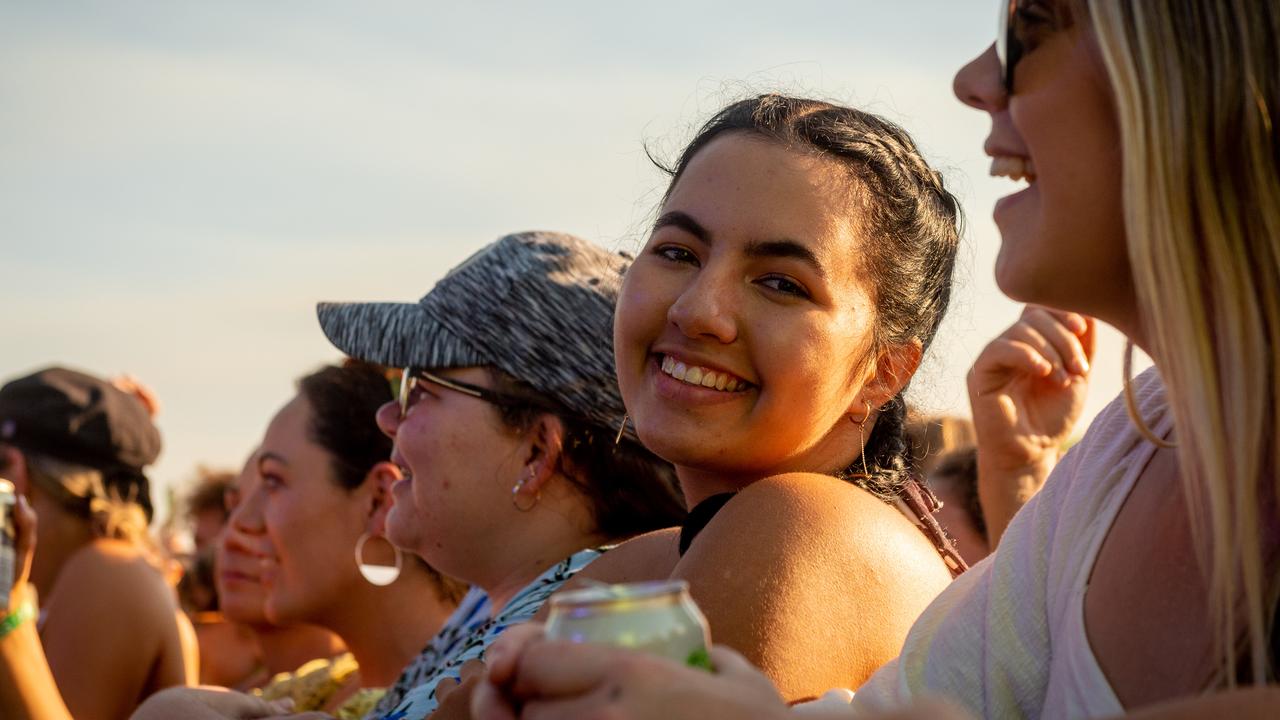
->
xmin=474 ymin=1 xmax=1279 ymax=718
xmin=0 ymin=368 xmax=196 ymax=720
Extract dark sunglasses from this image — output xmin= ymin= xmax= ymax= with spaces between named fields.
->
xmin=996 ymin=0 xmax=1025 ymax=93
xmin=395 ymin=367 xmax=556 ymax=418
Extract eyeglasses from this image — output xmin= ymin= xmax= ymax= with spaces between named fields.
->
xmin=996 ymin=0 xmax=1025 ymax=93
xmin=395 ymin=367 xmax=555 ymax=418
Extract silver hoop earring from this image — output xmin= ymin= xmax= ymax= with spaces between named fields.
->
xmin=354 ymin=532 xmax=403 ymax=586
xmin=512 ymin=471 xmax=540 ymax=512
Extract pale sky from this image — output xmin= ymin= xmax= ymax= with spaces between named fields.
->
xmin=0 ymin=1 xmax=1145 ymax=515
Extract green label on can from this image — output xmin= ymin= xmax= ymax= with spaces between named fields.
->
xmin=686 ymin=647 xmax=712 ymax=671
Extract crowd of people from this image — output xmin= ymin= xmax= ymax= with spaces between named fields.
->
xmin=0 ymin=1 xmax=1276 ymax=718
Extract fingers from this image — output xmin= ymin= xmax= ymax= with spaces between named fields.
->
xmin=1020 ymin=306 xmax=1090 ymax=377
xmin=1079 ymin=315 xmax=1097 ymax=363
xmin=972 ymin=306 xmax=1092 ymax=397
xmin=471 ymin=677 xmax=518 ymax=720
xmin=521 ymin=688 xmax=619 ymax=720
xmin=484 ymin=622 xmax=545 ymax=687
xmin=459 ymin=659 xmax=486 ymax=682
xmin=707 ymin=645 xmax=758 ymax=677
xmin=969 ymin=338 xmax=1054 ymax=397
xmin=435 ymin=676 xmax=461 ymax=703
xmin=12 ymin=494 xmax=36 ymax=596
xmin=510 ymin=640 xmax=638 ymax=700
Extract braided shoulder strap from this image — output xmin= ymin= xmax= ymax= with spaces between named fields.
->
xmin=897 ymin=477 xmax=969 ymax=578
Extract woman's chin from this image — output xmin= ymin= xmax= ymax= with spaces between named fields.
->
xmin=993 ymin=249 xmax=1044 ymax=305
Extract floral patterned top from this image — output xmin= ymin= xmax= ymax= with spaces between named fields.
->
xmin=256 ymin=652 xmax=386 ymax=719
xmin=366 ymin=548 xmax=601 ymax=720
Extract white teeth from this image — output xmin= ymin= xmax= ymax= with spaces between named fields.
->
xmin=990 ymin=155 xmax=1037 ymax=182
xmin=658 ymin=355 xmax=747 ymax=393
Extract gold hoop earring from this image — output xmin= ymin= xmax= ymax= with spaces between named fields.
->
xmin=512 ymin=470 xmax=540 ymax=512
xmin=614 ymin=414 xmax=630 ymax=446
xmin=1122 ymin=340 xmax=1175 ymax=449
xmin=855 ymin=400 xmax=873 ymax=478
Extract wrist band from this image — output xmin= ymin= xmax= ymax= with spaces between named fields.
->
xmin=0 ymin=602 xmax=35 ymax=640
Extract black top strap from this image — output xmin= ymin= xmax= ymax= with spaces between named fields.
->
xmin=678 ymin=492 xmax=737 ymax=556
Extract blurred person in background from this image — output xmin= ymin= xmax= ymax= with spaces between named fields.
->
xmin=904 ymin=414 xmax=975 ymax=477
xmin=212 ymin=451 xmax=348 ymax=692
xmin=175 ymin=466 xmax=250 ymax=686
xmin=138 ymin=361 xmax=469 ymax=719
xmin=924 ymin=447 xmax=986 ymax=566
xmin=186 ymin=467 xmax=235 ymax=554
xmin=0 ymin=367 xmax=196 ymax=720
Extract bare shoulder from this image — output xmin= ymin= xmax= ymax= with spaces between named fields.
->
xmin=61 ymin=539 xmax=170 ymax=590
xmin=729 ymin=472 xmax=949 ymax=575
xmin=574 ymin=527 xmax=681 ymax=586
xmin=533 ymin=529 xmax=681 ymax=621
xmin=48 ymin=539 xmax=175 ymax=619
xmin=673 ymin=473 xmax=952 ymax=701
xmin=43 ymin=540 xmax=189 ymax=718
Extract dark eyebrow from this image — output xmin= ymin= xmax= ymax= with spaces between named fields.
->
xmin=743 ymin=239 xmax=826 ymax=279
xmin=653 ymin=211 xmax=711 ymax=244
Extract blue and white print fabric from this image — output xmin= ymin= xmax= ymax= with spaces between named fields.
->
xmin=367 ymin=548 xmax=601 ymax=720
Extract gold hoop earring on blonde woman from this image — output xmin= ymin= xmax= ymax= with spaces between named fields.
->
xmin=512 ymin=470 xmax=540 ymax=512
xmin=354 ymin=532 xmax=403 ymax=586
xmin=1122 ymin=339 xmax=1175 ymax=449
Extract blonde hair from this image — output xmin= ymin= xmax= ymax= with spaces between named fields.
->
xmin=26 ymin=454 xmax=151 ymax=545
xmin=1087 ymin=0 xmax=1280 ymax=683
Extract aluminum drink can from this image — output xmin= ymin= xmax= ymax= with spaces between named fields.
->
xmin=0 ymin=479 xmax=15 ymax=609
xmin=544 ymin=579 xmax=712 ymax=669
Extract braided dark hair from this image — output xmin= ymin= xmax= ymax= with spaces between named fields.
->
xmin=658 ymin=94 xmax=962 ymax=503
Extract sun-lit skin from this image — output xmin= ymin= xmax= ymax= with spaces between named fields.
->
xmin=375 ymin=366 xmax=601 ymax=607
xmin=954 ymin=12 xmax=1136 ymax=339
xmin=243 ymin=396 xmax=386 ymax=627
xmin=614 ymin=133 xmax=914 ymax=504
xmin=215 ymin=458 xmax=273 ymax=625
xmin=376 ymin=368 xmax=522 ymax=569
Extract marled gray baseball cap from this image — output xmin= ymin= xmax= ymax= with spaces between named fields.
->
xmin=317 ymin=231 xmax=635 ymax=438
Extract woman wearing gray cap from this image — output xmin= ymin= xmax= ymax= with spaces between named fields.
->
xmin=313 ymin=230 xmax=686 ymax=720
xmin=0 ymin=367 xmax=196 ymax=719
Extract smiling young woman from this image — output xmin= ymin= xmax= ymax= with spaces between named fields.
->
xmin=521 ymin=94 xmax=967 ymax=703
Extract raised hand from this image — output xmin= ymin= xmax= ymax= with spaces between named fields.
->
xmin=967 ymin=305 xmax=1094 ymax=548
